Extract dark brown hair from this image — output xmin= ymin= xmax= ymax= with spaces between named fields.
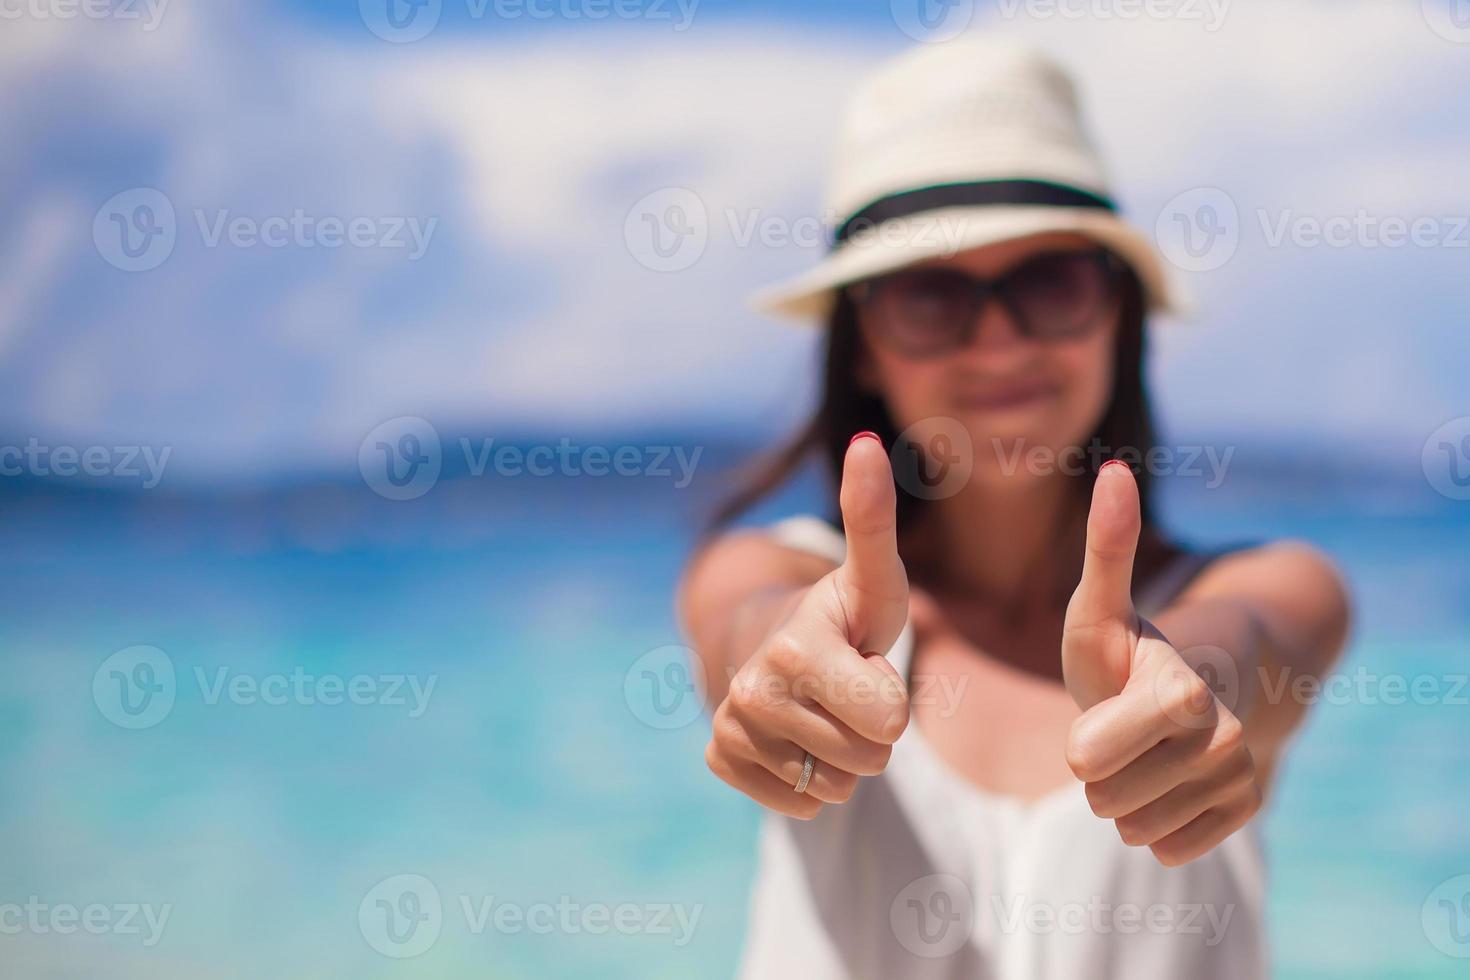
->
xmin=708 ymin=262 xmax=1159 ymax=539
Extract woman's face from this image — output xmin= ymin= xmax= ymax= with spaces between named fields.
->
xmin=856 ymin=232 xmax=1122 ymax=474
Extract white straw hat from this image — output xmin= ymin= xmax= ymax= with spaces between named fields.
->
xmin=750 ymin=37 xmax=1185 ymax=323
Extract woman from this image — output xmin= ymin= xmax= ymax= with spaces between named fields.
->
xmin=678 ymin=38 xmax=1350 ymax=979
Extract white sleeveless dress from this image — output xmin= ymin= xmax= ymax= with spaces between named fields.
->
xmin=736 ymin=515 xmax=1268 ymax=980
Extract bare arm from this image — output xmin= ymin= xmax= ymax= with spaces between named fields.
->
xmin=674 ymin=434 xmax=911 ymax=819
xmin=1151 ymin=541 xmax=1352 ymax=790
xmin=1062 ymin=462 xmax=1353 ymax=866
xmin=677 ymin=531 xmax=835 ymax=707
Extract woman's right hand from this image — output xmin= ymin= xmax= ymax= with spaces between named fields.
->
xmin=704 ymin=433 xmax=912 ymax=819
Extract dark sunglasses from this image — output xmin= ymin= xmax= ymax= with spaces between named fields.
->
xmin=847 ymin=248 xmax=1127 ymax=359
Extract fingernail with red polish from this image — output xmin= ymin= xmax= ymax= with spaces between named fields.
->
xmin=1100 ymin=459 xmax=1129 ymax=474
xmin=850 ymin=431 xmax=882 ymax=449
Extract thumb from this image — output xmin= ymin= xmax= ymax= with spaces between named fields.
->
xmin=1062 ymin=459 xmax=1142 ymax=708
xmin=836 ymin=431 xmax=909 ymax=654
xmin=1070 ymin=459 xmax=1142 ymax=629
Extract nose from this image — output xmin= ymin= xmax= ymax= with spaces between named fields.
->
xmin=954 ymin=297 xmax=1033 ymax=362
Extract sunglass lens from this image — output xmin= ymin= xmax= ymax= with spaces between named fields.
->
xmin=1001 ymin=251 xmax=1119 ymax=339
xmin=861 ymin=268 xmax=978 ymax=356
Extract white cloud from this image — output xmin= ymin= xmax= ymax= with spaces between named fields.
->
xmin=0 ymin=2 xmax=1464 ymax=478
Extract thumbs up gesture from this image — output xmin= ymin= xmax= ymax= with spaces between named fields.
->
xmin=705 ymin=433 xmax=911 ymax=819
xmin=1062 ymin=461 xmax=1262 ymax=867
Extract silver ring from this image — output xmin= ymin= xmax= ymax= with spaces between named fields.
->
xmin=794 ymin=752 xmax=815 ymax=794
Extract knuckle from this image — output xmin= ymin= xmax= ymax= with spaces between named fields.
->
xmin=1213 ymin=710 xmax=1245 ymax=749
xmin=1240 ymin=779 xmax=1263 ymax=820
xmin=1221 ymin=746 xmax=1256 ymax=793
xmin=851 ymin=740 xmax=893 ymax=776
xmin=1202 ymin=714 xmax=1246 ymax=768
xmin=729 ymin=668 xmax=783 ymax=719
xmin=1114 ymin=817 xmax=1149 ymax=847
xmin=829 ymin=769 xmax=860 ymax=803
xmin=790 ymin=798 xmax=824 ymax=821
xmin=1160 ymin=672 xmax=1216 ymax=722
xmin=762 ymin=633 xmax=807 ymax=678
xmin=704 ymin=739 xmax=732 ymax=781
xmin=1084 ymin=780 xmax=1120 ymax=818
xmin=875 ymin=699 xmax=910 ymax=744
xmin=710 ymin=710 xmax=748 ymax=755
xmin=1065 ymin=721 xmax=1105 ymax=782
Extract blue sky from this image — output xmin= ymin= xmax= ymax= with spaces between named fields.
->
xmin=2 ymin=0 xmax=1467 ymax=481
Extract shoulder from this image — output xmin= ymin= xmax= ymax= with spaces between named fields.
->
xmin=1194 ymin=539 xmax=1347 ymax=597
xmin=1182 ymin=539 xmax=1353 ymax=645
xmin=678 ymin=518 xmax=842 ymax=622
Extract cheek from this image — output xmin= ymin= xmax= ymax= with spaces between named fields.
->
xmin=864 ymin=351 xmax=948 ymax=428
xmin=1055 ymin=334 xmax=1118 ymax=433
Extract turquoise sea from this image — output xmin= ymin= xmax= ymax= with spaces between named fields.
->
xmin=1 ymin=440 xmax=1466 ymax=978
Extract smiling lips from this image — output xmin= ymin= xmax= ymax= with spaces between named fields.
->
xmin=958 ymin=382 xmax=1058 ymax=411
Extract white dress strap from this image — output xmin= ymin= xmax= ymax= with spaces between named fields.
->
xmin=740 ymin=515 xmax=1269 ymax=979
xmin=769 ymin=515 xmax=847 ymax=565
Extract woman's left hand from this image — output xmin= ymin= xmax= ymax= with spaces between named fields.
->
xmin=1060 ymin=461 xmax=1262 ymax=868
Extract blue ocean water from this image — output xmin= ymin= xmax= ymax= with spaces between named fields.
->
xmin=0 ymin=445 xmax=1466 ymax=978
